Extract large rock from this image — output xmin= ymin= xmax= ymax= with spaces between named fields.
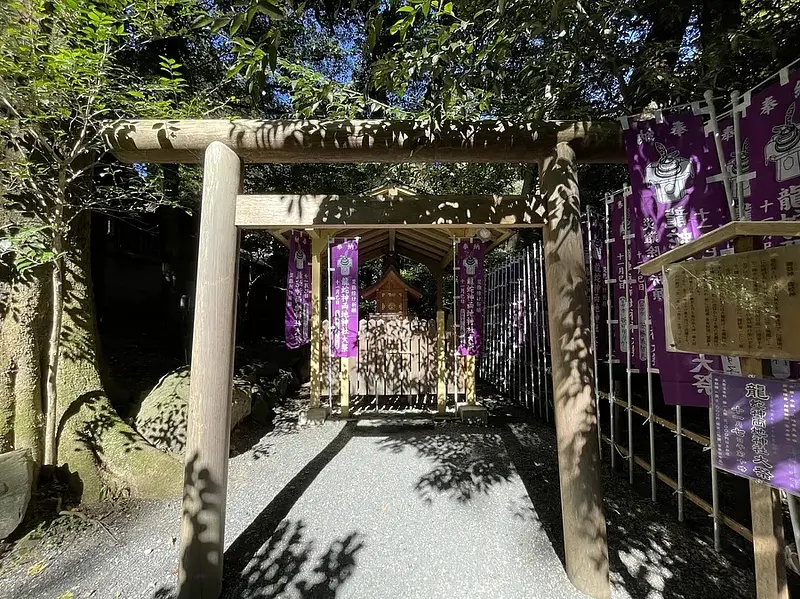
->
xmin=0 ymin=449 xmax=34 ymax=539
xmin=134 ymin=367 xmax=252 ymax=454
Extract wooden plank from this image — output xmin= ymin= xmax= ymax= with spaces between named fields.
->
xmin=179 ymin=142 xmax=241 ymax=598
xmin=465 ymin=355 xmax=476 ymax=405
xmin=309 ymin=234 xmax=328 ymax=406
xmin=436 ymin=311 xmax=446 ymax=413
xmin=540 ymin=144 xmax=610 ymax=598
xmin=235 ymin=194 xmax=544 ymax=229
xmin=396 ymin=229 xmax=451 ymax=254
xmin=359 ymin=320 xmax=370 ymax=396
xmin=639 ymin=221 xmax=800 ymax=276
xmin=733 ymin=237 xmax=789 ymax=599
xmin=104 ymin=118 xmax=627 ymax=165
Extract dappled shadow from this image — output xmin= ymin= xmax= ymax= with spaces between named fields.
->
xmin=106 ymin=119 xmax=625 ymax=165
xmin=227 ymin=520 xmax=363 ymax=599
xmin=320 ymin=316 xmax=471 ymax=415
xmin=221 ymin=422 xmax=356 ymax=593
xmin=152 ymin=422 xmax=356 ymax=599
xmin=367 ymin=423 xmax=514 ymax=504
xmin=155 ymin=518 xmax=363 ymax=599
xmin=536 ymin=144 xmax=610 ymax=591
xmin=505 ymin=419 xmax=758 ymax=599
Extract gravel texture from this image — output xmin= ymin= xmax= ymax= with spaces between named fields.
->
xmin=2 ymin=391 xmax=761 ymax=599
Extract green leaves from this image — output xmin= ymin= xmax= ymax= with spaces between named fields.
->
xmin=0 ymin=225 xmax=61 ymax=274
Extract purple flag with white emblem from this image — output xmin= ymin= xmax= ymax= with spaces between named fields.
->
xmin=712 ymin=373 xmax=800 ymax=494
xmin=625 ymin=110 xmax=732 ymax=406
xmin=285 ymin=231 xmax=311 ymax=349
xmin=458 ymin=239 xmax=489 ymax=356
xmin=330 ymin=239 xmax=359 ymax=358
xmin=741 ymin=70 xmax=800 ymax=246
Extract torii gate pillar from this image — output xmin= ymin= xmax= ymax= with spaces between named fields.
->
xmin=540 ymin=142 xmax=611 ymax=599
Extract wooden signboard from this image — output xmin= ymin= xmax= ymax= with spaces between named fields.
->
xmin=663 ymin=244 xmax=800 ymax=360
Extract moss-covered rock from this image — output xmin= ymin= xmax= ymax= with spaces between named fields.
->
xmin=134 ymin=367 xmax=252 ymax=454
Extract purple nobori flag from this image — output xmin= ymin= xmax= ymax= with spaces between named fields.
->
xmin=582 ymin=206 xmax=608 ymax=361
xmin=458 ymin=239 xmax=489 ymax=356
xmin=741 ymin=69 xmax=800 ymax=246
xmin=712 ymin=373 xmax=800 ymax=494
xmin=609 ymin=192 xmax=644 ymax=370
xmin=285 ymin=231 xmax=312 ymax=349
xmin=330 ymin=239 xmax=359 ymax=358
xmin=625 ymin=111 xmax=731 ymax=406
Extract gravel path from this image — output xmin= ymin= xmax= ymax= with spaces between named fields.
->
xmin=2 ymin=393 xmax=760 ymax=599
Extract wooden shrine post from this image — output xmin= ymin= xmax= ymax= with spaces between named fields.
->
xmin=308 ymin=232 xmax=329 ymax=421
xmin=465 ymin=356 xmax=477 ymax=405
xmin=179 ymin=142 xmax=242 ymax=598
xmin=435 ymin=268 xmax=447 ymax=414
xmin=734 ymin=237 xmax=788 ymax=599
xmin=540 ymin=143 xmax=611 ymax=599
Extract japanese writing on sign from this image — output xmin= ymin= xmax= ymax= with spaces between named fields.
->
xmin=330 ymin=239 xmax=359 ymax=358
xmin=458 ymin=239 xmax=489 ymax=356
xmin=712 ymin=373 xmax=800 ymax=493
xmin=285 ymin=231 xmax=312 ymax=349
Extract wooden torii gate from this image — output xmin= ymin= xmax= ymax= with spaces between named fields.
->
xmin=105 ymin=118 xmax=626 ymax=599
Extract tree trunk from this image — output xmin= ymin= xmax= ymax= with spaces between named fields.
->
xmin=0 ymin=270 xmax=46 ymax=460
xmin=54 ymin=213 xmax=182 ymax=502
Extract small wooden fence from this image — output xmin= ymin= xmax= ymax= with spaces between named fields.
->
xmin=320 ymin=317 xmax=468 ymax=410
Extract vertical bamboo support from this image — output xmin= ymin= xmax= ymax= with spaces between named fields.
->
xmin=623 ymin=190 xmax=634 ymax=484
xmin=489 ymin=269 xmax=497 ymax=384
xmin=539 ymin=241 xmax=551 ymax=423
xmin=452 ymin=237 xmax=459 ymax=407
xmin=436 ymin=310 xmax=447 ymax=414
xmin=534 ymin=242 xmax=544 ymax=418
xmin=540 ymin=144 xmax=610 ymax=599
xmin=526 ymin=249 xmax=537 ymax=415
xmin=676 ymin=405 xmax=685 ymax=521
xmin=340 ymin=357 xmax=349 ymax=418
xmin=733 ymin=237 xmax=788 ymax=599
xmin=604 ymin=194 xmax=616 ymax=470
xmin=644 ymin=292 xmax=657 ymax=501
xmin=587 ymin=208 xmax=602 ymax=458
xmin=178 ymin=142 xmax=241 ymax=599
xmin=309 ymin=235 xmax=327 ymax=409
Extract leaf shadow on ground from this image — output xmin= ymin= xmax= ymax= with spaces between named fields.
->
xmin=152 ymin=421 xmax=358 ymax=598
xmin=499 ymin=414 xmax=760 ymax=599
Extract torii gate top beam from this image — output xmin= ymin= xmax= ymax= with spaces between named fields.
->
xmin=103 ymin=118 xmax=625 ymax=164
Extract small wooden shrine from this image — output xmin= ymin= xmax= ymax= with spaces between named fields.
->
xmin=361 ymin=261 xmax=422 ymax=316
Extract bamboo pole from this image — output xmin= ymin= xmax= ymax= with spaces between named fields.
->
xmin=540 ymin=143 xmax=610 ymax=599
xmin=178 ymin=142 xmax=241 ymax=599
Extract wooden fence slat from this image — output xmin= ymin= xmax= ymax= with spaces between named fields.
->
xmin=316 ymin=316 xmax=453 ymax=406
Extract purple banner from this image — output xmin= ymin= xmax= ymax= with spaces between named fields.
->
xmin=609 ymin=192 xmax=643 ymax=370
xmin=285 ymin=231 xmax=311 ymax=349
xmin=458 ymin=239 xmax=489 ymax=355
xmin=330 ymin=239 xmax=359 ymax=358
xmin=742 ymin=69 xmax=800 ymax=244
xmin=712 ymin=372 xmax=800 ymax=493
xmin=625 ymin=111 xmax=732 ymax=406
xmin=583 ymin=206 xmax=608 ymax=361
